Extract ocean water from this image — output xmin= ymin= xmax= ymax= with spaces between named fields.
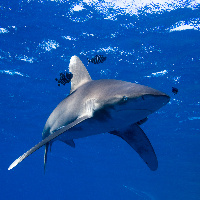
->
xmin=1 ymin=0 xmax=200 ymax=199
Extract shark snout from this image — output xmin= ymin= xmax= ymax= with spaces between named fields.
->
xmin=141 ymin=93 xmax=170 ymax=113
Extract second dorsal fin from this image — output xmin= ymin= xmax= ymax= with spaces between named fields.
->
xmin=69 ymin=56 xmax=92 ymax=93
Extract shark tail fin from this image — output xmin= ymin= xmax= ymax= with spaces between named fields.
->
xmin=110 ymin=123 xmax=158 ymax=171
xmin=44 ymin=143 xmax=49 ymax=174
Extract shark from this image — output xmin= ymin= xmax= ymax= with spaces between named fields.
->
xmin=8 ymin=55 xmax=170 ymax=171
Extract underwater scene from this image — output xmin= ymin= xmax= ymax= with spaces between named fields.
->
xmin=1 ymin=0 xmax=200 ymax=199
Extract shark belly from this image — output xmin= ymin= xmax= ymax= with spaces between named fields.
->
xmin=57 ymin=108 xmax=151 ymax=142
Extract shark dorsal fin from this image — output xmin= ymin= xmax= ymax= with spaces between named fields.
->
xmin=69 ymin=55 xmax=92 ymax=93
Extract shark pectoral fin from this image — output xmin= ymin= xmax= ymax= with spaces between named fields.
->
xmin=59 ymin=139 xmax=75 ymax=148
xmin=8 ymin=115 xmax=90 ymax=170
xmin=110 ymin=124 xmax=158 ymax=171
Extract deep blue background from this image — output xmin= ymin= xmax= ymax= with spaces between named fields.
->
xmin=1 ymin=1 xmax=200 ymax=199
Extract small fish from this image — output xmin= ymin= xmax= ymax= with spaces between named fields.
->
xmin=172 ymin=87 xmax=178 ymax=95
xmin=87 ymin=55 xmax=106 ymax=65
xmin=55 ymin=72 xmax=73 ymax=86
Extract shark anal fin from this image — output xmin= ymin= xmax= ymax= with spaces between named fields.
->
xmin=44 ymin=143 xmax=49 ymax=174
xmin=110 ymin=123 xmax=158 ymax=171
xmin=8 ymin=115 xmax=90 ymax=170
xmin=59 ymin=139 xmax=75 ymax=148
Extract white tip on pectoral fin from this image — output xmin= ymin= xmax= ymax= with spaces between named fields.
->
xmin=8 ymin=156 xmax=23 ymax=170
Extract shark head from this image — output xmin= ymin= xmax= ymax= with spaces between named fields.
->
xmin=80 ymin=79 xmax=170 ymax=128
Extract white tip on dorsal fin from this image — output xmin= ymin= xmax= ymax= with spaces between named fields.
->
xmin=69 ymin=55 xmax=92 ymax=93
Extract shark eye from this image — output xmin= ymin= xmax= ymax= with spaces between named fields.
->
xmin=122 ymin=96 xmax=128 ymax=101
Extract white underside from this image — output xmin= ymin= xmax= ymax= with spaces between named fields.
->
xmin=58 ymin=109 xmax=151 ymax=141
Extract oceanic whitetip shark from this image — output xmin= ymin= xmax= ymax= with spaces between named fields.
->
xmin=8 ymin=55 xmax=170 ymax=171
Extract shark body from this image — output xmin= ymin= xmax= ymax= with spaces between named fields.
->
xmin=8 ymin=56 xmax=170 ymax=171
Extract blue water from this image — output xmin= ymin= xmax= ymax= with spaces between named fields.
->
xmin=1 ymin=1 xmax=200 ymax=199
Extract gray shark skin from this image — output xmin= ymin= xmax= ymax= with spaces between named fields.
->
xmin=8 ymin=55 xmax=170 ymax=171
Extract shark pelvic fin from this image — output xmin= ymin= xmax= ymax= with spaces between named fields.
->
xmin=8 ymin=115 xmax=90 ymax=170
xmin=110 ymin=123 xmax=158 ymax=171
xmin=69 ymin=55 xmax=92 ymax=93
xmin=59 ymin=139 xmax=75 ymax=148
